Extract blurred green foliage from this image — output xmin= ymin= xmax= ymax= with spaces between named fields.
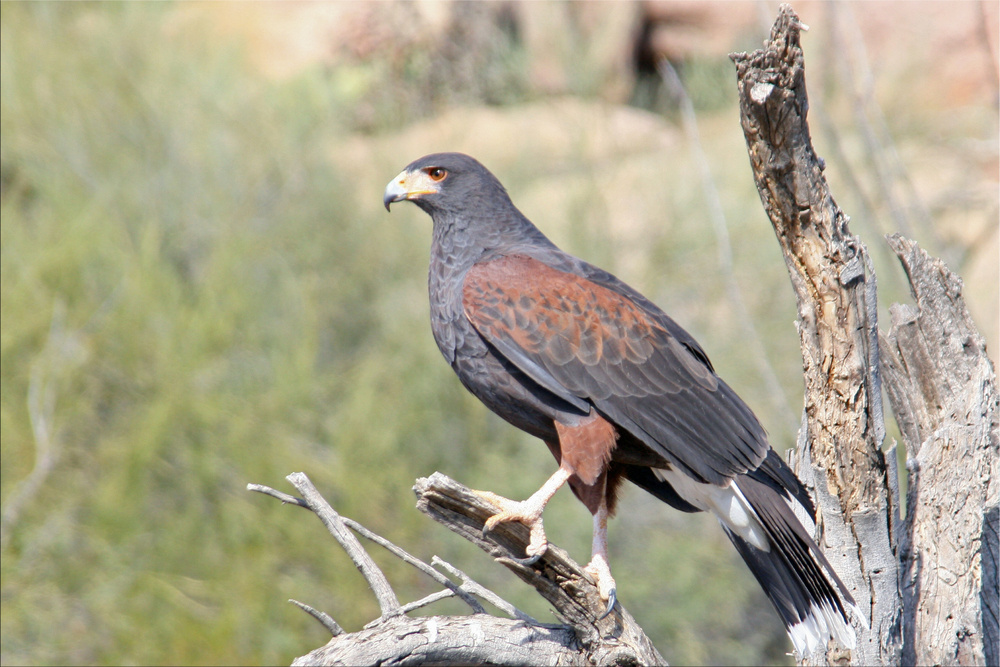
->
xmin=0 ymin=4 xmax=486 ymax=663
xmin=5 ymin=3 xmax=991 ymax=666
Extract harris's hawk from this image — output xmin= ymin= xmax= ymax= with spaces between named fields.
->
xmin=384 ymin=152 xmax=863 ymax=655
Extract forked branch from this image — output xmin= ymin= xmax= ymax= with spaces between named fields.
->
xmin=249 ymin=472 xmax=666 ymax=666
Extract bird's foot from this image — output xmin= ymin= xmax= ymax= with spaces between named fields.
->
xmin=473 ymin=489 xmax=549 ymax=564
xmin=585 ymin=554 xmax=617 ymax=619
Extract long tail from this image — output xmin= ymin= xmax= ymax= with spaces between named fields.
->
xmin=725 ymin=457 xmax=863 ymax=655
xmin=628 ymin=450 xmax=865 ymax=655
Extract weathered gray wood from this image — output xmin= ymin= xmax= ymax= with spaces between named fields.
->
xmin=730 ymin=5 xmax=901 ymax=665
xmin=414 ymin=472 xmax=667 ymax=666
xmin=285 ymin=472 xmax=402 ymax=618
xmin=251 ymin=473 xmax=666 ymax=666
xmin=292 ymin=615 xmax=580 ymax=667
xmin=731 ymin=6 xmax=996 ymax=667
xmin=880 ymin=233 xmax=999 ymax=666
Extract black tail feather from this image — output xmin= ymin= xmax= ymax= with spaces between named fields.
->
xmin=729 ymin=472 xmax=859 ymax=654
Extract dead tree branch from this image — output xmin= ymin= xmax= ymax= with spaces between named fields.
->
xmin=414 ymin=472 xmax=665 ymax=665
xmin=294 ymin=614 xmax=580 ymax=667
xmin=286 ymin=472 xmax=402 ymax=618
xmin=249 ymin=472 xmax=665 ymax=666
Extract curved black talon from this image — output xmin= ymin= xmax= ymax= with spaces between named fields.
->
xmin=510 ymin=552 xmax=543 ymax=566
xmin=481 ymin=523 xmax=492 ymax=538
xmin=596 ymin=587 xmax=617 ymax=620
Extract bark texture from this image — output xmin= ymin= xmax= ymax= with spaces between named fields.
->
xmin=414 ymin=473 xmax=667 ymax=666
xmin=731 ymin=6 xmax=901 ymax=665
xmin=293 ymin=615 xmax=581 ymax=667
xmin=880 ymin=234 xmax=999 ymax=667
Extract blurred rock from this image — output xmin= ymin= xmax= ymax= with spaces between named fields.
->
xmin=172 ymin=1 xmax=998 ymax=113
xmin=637 ymin=1 xmax=764 ymax=66
xmin=517 ymin=2 xmax=641 ymax=102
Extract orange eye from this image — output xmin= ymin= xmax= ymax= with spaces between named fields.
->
xmin=426 ymin=167 xmax=448 ymax=182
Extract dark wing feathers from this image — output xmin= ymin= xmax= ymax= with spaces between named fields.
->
xmin=463 ymin=255 xmax=769 ymax=485
xmin=474 ymin=328 xmax=592 ymax=414
xmin=749 ymin=449 xmax=817 ymax=519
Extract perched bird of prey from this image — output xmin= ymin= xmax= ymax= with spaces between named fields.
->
xmin=384 ymin=152 xmax=862 ymax=655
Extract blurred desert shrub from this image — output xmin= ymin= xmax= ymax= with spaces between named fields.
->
xmin=0 ymin=4 xmax=500 ymax=664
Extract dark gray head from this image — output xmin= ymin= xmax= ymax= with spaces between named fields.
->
xmin=384 ymin=152 xmax=559 ymax=259
xmin=383 ymin=152 xmax=516 ymax=218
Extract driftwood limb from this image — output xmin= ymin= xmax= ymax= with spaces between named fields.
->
xmin=293 ymin=614 xmax=581 ymax=667
xmin=248 ymin=479 xmax=491 ymax=617
xmin=250 ymin=473 xmax=666 ymax=666
xmin=288 ymin=599 xmax=344 ymax=638
xmin=731 ymin=5 xmax=900 ymax=665
xmin=338 ymin=517 xmax=488 ymax=616
xmin=429 ymin=556 xmax=533 ymax=622
xmin=247 ymin=482 xmax=309 ymax=508
xmin=415 ymin=472 xmax=665 ymax=666
xmin=880 ymin=234 xmax=999 ymax=666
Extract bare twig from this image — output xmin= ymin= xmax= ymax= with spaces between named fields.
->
xmin=430 ymin=556 xmax=542 ymax=624
xmin=289 ymin=599 xmax=344 ymax=637
xmin=247 ymin=482 xmax=487 ymax=615
xmin=340 ymin=517 xmax=486 ymax=614
xmin=252 ymin=473 xmax=666 ymax=665
xmin=247 ymin=480 xmax=531 ymax=619
xmin=246 ymin=482 xmax=308 ymax=508
xmin=395 ymin=590 xmax=457 ymax=616
xmin=284 ymin=472 xmax=402 ymax=618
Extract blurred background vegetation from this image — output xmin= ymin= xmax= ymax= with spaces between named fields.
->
xmin=1 ymin=2 xmax=996 ymax=665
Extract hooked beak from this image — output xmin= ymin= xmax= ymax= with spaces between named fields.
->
xmin=383 ymin=168 xmax=441 ymax=211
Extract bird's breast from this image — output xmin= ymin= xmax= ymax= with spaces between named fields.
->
xmin=426 ymin=258 xmax=562 ymax=441
xmin=427 ymin=251 xmax=472 ymax=365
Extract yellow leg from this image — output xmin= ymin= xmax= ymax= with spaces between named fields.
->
xmin=474 ymin=464 xmax=573 ymax=560
xmin=584 ymin=499 xmax=617 ymax=618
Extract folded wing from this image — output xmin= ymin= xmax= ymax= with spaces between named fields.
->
xmin=463 ymin=254 xmax=769 ymax=486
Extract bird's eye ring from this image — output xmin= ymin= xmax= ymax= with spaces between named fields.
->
xmin=426 ymin=167 xmax=448 ymax=182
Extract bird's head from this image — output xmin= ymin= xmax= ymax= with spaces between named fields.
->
xmin=383 ymin=152 xmax=510 ymax=217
